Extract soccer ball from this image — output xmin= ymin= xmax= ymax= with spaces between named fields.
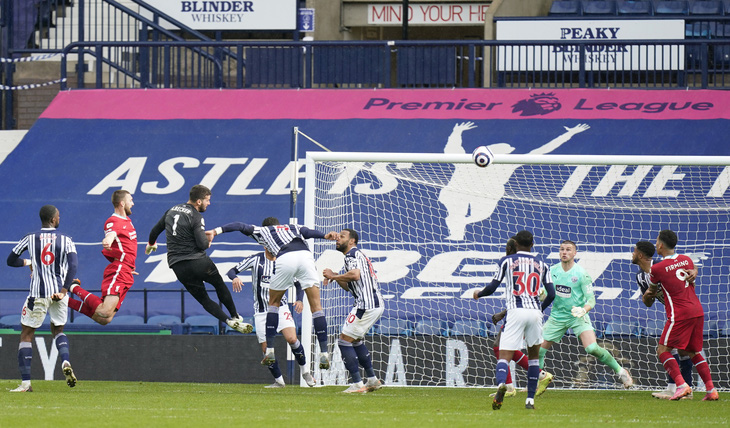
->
xmin=472 ymin=145 xmax=494 ymax=168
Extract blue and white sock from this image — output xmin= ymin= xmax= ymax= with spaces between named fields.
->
xmin=527 ymin=359 xmax=540 ymax=399
xmin=54 ymin=333 xmax=70 ymax=363
xmin=338 ymin=339 xmax=362 ymax=384
xmin=312 ymin=311 xmax=328 ymax=353
xmin=265 ymin=306 xmax=279 ymax=348
xmin=18 ymin=342 xmax=32 ymax=382
xmin=290 ymin=340 xmax=307 ymax=367
xmin=495 ymin=359 xmax=509 ymax=386
xmin=267 ymin=358 xmax=283 ymax=380
xmin=353 ymin=340 xmax=375 ymax=378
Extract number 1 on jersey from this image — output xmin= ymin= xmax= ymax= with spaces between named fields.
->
xmin=172 ymin=214 xmax=180 ymax=236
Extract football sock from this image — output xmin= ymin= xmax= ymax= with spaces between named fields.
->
xmin=353 ymin=340 xmax=375 ymax=378
xmin=54 ymin=333 xmax=70 ymax=363
xmin=492 ymin=347 xmax=513 ymax=383
xmin=312 ymin=311 xmax=328 ymax=353
xmin=18 ymin=342 xmax=32 ymax=382
xmin=660 ymin=351 xmax=687 ymax=386
xmin=67 ymin=297 xmax=82 ymax=312
xmin=290 ymin=340 xmax=307 ymax=367
xmin=265 ymin=306 xmax=279 ymax=348
xmin=538 ymin=346 xmax=548 ymax=370
xmin=267 ymin=359 xmax=282 ymax=380
xmin=338 ymin=339 xmax=362 ymax=383
xmin=691 ymin=353 xmax=714 ymax=391
xmin=527 ymin=359 xmax=540 ymax=399
xmin=679 ymin=355 xmax=694 ymax=388
xmin=585 ymin=342 xmax=622 ymax=373
xmin=512 ymin=350 xmax=529 ymax=371
xmin=495 ymin=359 xmax=509 ymax=386
xmin=69 ymin=285 xmax=103 ymax=318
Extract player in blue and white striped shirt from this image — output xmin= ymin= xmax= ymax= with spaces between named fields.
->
xmin=6 ymin=205 xmax=78 ymax=392
xmin=227 ymin=249 xmax=316 ymax=388
xmin=323 ymin=229 xmax=384 ymax=394
xmin=210 ymin=217 xmax=338 ymax=369
xmin=474 ymin=230 xmax=555 ymax=410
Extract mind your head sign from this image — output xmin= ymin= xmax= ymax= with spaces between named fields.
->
xmin=142 ymin=0 xmax=296 ymax=30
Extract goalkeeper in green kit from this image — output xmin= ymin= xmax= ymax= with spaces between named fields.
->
xmin=536 ymin=240 xmax=633 ymax=396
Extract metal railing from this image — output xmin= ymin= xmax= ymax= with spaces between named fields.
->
xmin=60 ymin=39 xmax=730 ymax=90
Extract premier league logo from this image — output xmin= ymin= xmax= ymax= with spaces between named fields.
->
xmin=511 ymin=93 xmax=562 ymax=116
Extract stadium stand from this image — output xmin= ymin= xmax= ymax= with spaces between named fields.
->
xmin=110 ymin=315 xmax=145 ymax=325
xmin=689 ymin=0 xmax=724 ymax=14
xmin=450 ymin=319 xmax=485 ymax=336
xmin=414 ymin=319 xmax=449 ymax=336
xmin=582 ymin=0 xmax=618 ymax=15
xmin=642 ymin=319 xmax=665 ymax=336
xmin=654 ymin=0 xmax=690 ymax=15
xmin=0 ymin=314 xmax=21 ymax=328
xmin=617 ymin=0 xmax=654 ymax=15
xmin=378 ymin=318 xmax=412 ymax=336
xmin=604 ymin=320 xmax=641 ymax=337
xmin=185 ymin=315 xmax=220 ymax=335
xmin=549 ymin=0 xmax=583 ymax=15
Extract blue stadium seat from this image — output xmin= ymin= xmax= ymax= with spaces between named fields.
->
xmin=689 ymin=0 xmax=723 ymax=14
xmin=686 ymin=22 xmax=712 ymax=38
xmin=450 ymin=319 xmax=485 ymax=336
xmin=604 ymin=320 xmax=640 ymax=336
xmin=185 ymin=315 xmax=220 ymax=335
xmin=704 ymin=319 xmax=722 ymax=338
xmin=549 ymin=0 xmax=583 ymax=15
xmin=147 ymin=314 xmax=183 ymax=326
xmin=642 ymin=319 xmax=665 ymax=336
xmin=654 ymin=0 xmax=690 ymax=15
xmin=617 ymin=0 xmax=654 ymax=15
xmin=582 ymin=0 xmax=618 ymax=15
xmin=111 ymin=315 xmax=145 ymax=325
xmin=378 ymin=318 xmax=411 ymax=336
xmin=711 ymin=22 xmax=730 ymax=38
xmin=724 ymin=0 xmax=730 ymax=14
xmin=71 ymin=315 xmax=97 ymax=324
xmin=0 ymin=314 xmax=21 ymax=327
xmin=414 ymin=319 xmax=448 ymax=336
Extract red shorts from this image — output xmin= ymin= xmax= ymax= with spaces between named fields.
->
xmin=101 ymin=262 xmax=134 ymax=311
xmin=660 ymin=315 xmax=704 ymax=353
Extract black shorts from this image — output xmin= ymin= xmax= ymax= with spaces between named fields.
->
xmin=171 ymin=257 xmax=224 ymax=294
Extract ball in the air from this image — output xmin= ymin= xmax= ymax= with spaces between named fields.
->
xmin=472 ymin=145 xmax=494 ymax=168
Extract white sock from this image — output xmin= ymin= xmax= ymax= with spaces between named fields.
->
xmin=274 ymin=376 xmax=284 ymax=385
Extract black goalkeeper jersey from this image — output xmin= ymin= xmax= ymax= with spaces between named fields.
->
xmin=148 ymin=203 xmax=210 ymax=267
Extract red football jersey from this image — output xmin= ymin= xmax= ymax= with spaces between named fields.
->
xmin=650 ymin=254 xmax=704 ymax=321
xmin=101 ymin=214 xmax=137 ymax=268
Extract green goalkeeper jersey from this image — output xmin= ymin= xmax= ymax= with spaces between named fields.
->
xmin=549 ymin=262 xmax=596 ymax=321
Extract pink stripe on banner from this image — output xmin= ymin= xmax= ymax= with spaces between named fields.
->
xmin=41 ymin=88 xmax=730 ymax=120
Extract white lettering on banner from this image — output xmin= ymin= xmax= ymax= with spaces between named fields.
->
xmin=88 ymin=157 xmax=147 ymax=195
xmin=643 ymin=166 xmax=685 ymax=198
xmin=707 ymin=166 xmax=730 ymax=197
xmin=445 ymin=339 xmax=469 ymax=387
xmin=368 ymin=3 xmax=489 ymax=25
xmin=385 ymin=339 xmax=407 ymax=386
xmin=36 ymin=337 xmax=58 ymax=381
xmin=267 ymin=160 xmax=305 ymax=195
xmin=141 ymin=157 xmax=200 ymax=194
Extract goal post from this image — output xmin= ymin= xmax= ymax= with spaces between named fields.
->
xmin=302 ymin=151 xmax=730 ymax=390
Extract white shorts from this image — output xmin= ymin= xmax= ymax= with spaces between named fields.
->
xmin=270 ymin=251 xmax=320 ymax=291
xmin=342 ymin=306 xmax=384 ymax=340
xmin=20 ymin=295 xmax=69 ymax=329
xmin=499 ymin=308 xmax=544 ymax=351
xmin=254 ymin=305 xmax=296 ymax=344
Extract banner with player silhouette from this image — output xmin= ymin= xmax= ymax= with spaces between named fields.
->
xmin=1 ymin=88 xmax=729 ymax=326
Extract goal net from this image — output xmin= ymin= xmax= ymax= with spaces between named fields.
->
xmin=302 ymin=152 xmax=730 ymax=391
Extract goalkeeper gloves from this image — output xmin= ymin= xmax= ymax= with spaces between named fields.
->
xmin=145 ymin=243 xmax=158 ymax=255
xmin=571 ymin=306 xmax=587 ymax=318
xmin=538 ymin=287 xmax=547 ymax=302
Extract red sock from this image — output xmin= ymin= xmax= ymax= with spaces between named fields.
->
xmin=660 ymin=351 xmax=687 ymax=386
xmin=691 ymin=353 xmax=715 ymax=391
xmin=67 ymin=297 xmax=82 ymax=312
xmin=512 ymin=350 xmax=529 ymax=371
xmin=493 ymin=346 xmax=513 ymax=384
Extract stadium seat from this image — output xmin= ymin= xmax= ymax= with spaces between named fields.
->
xmin=686 ymin=22 xmax=712 ymax=38
xmin=147 ymin=314 xmax=183 ymax=326
xmin=0 ymin=314 xmax=21 ymax=327
xmin=642 ymin=319 xmax=665 ymax=336
xmin=378 ymin=318 xmax=411 ymax=336
xmin=414 ymin=319 xmax=448 ymax=336
xmin=111 ymin=315 xmax=145 ymax=325
xmin=617 ymin=0 xmax=654 ymax=15
xmin=713 ymin=44 xmax=730 ymax=68
xmin=724 ymin=0 xmax=730 ymax=14
xmin=549 ymin=0 xmax=583 ymax=15
xmin=450 ymin=319 xmax=484 ymax=336
xmin=71 ymin=315 xmax=97 ymax=324
xmin=689 ymin=0 xmax=723 ymax=14
xmin=604 ymin=320 xmax=640 ymax=336
xmin=654 ymin=0 xmax=690 ymax=15
xmin=185 ymin=315 xmax=220 ymax=335
xmin=582 ymin=0 xmax=618 ymax=15
xmin=704 ymin=319 xmax=721 ymax=338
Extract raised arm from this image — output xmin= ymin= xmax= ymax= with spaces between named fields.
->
xmin=146 ymin=213 xmax=166 ymax=254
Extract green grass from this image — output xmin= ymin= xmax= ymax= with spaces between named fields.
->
xmin=1 ymin=380 xmax=728 ymax=427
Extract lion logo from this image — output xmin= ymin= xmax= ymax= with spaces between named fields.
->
xmin=511 ymin=93 xmax=562 ymax=117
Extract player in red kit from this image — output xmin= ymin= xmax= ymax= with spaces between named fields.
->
xmin=645 ymin=229 xmax=719 ymax=401
xmin=57 ymin=190 xmax=137 ymax=324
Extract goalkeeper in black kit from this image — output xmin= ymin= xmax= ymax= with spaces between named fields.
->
xmin=632 ymin=240 xmax=696 ymax=399
xmin=146 ymin=184 xmax=253 ymax=334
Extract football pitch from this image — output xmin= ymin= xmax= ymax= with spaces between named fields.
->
xmin=1 ymin=381 xmax=728 ymax=427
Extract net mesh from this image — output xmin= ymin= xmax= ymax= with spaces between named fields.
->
xmin=307 ymin=156 xmax=730 ymax=390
